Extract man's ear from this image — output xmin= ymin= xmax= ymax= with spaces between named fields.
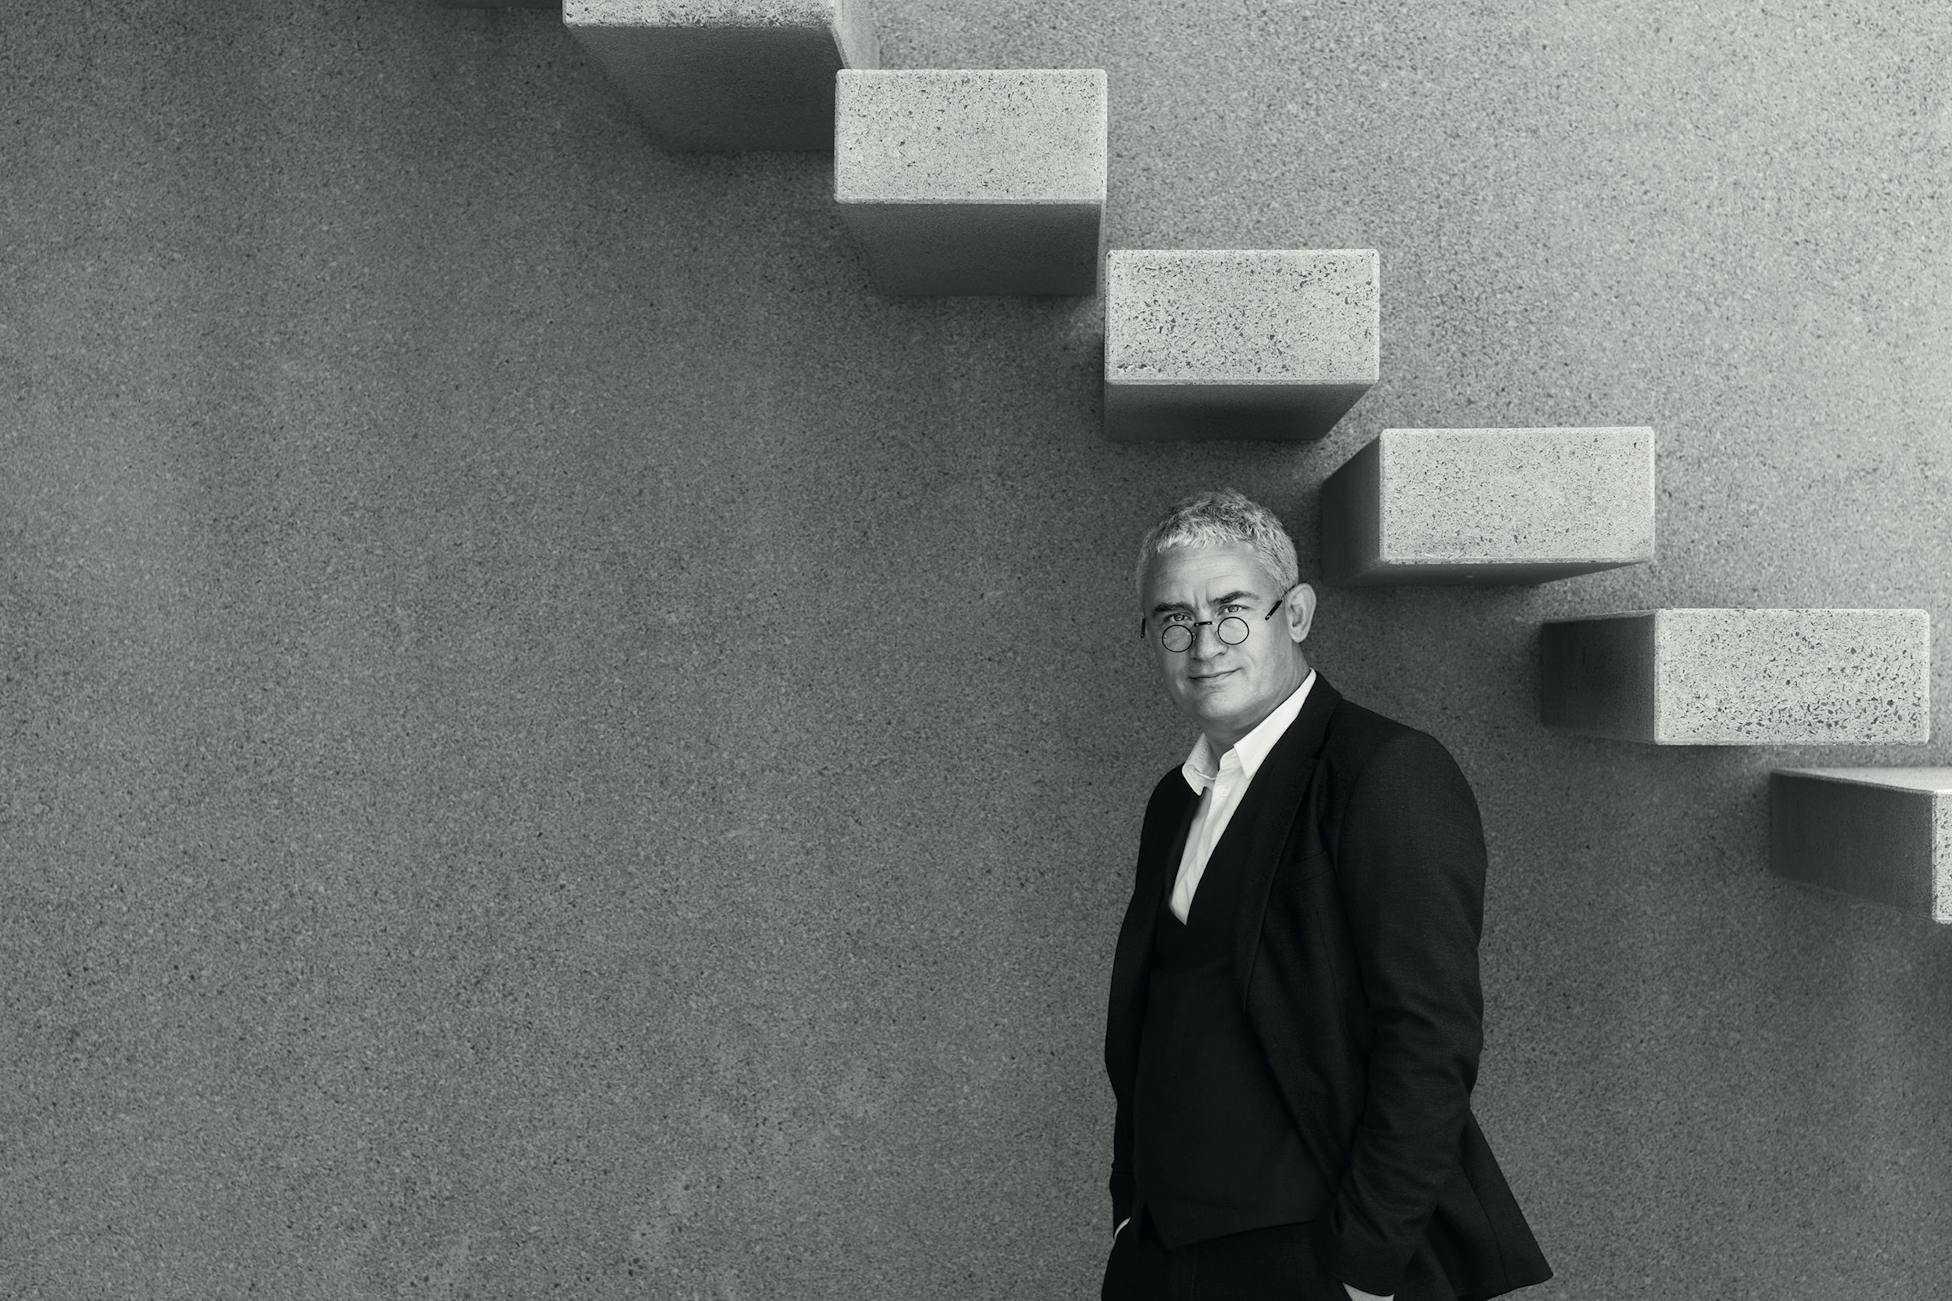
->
xmin=1285 ymin=583 xmax=1317 ymax=644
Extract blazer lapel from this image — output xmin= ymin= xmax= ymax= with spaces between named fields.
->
xmin=1106 ymin=776 xmax=1198 ymax=1087
xmin=1218 ymin=672 xmax=1342 ymax=1006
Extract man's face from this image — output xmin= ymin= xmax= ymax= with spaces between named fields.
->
xmin=1140 ymin=543 xmax=1314 ymax=750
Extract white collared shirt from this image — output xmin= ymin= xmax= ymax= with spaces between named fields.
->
xmin=1168 ymin=670 xmax=1317 ymax=923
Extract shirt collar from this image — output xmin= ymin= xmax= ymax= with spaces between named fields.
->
xmin=1180 ymin=669 xmax=1317 ymax=795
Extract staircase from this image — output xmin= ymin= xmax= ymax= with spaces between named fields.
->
xmin=438 ymin=0 xmax=1943 ymax=922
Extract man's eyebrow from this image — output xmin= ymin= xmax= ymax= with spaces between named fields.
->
xmin=1148 ymin=591 xmax=1262 ymax=616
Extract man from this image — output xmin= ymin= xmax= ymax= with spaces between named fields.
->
xmin=1102 ymin=490 xmax=1551 ymax=1301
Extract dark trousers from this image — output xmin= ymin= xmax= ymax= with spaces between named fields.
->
xmin=1101 ymin=1209 xmax=1457 ymax=1301
xmin=1101 ymin=1211 xmax=1347 ymax=1301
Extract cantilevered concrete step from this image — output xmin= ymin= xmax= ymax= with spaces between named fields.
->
xmin=1770 ymin=768 xmax=1952 ymax=923
xmin=1103 ymin=249 xmax=1378 ymax=441
xmin=1320 ymin=427 xmax=1656 ymax=585
xmin=1541 ymin=608 xmax=1930 ymax=744
xmin=834 ymin=69 xmax=1107 ymax=296
xmin=564 ymin=0 xmax=877 ymax=151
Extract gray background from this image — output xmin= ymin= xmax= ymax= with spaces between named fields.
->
xmin=5 ymin=1 xmax=1951 ymax=1297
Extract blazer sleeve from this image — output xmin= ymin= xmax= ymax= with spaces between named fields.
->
xmin=1110 ymin=1086 xmax=1135 ymax=1233
xmin=1107 ymin=771 xmax=1183 ymax=1234
xmin=1319 ymin=729 xmax=1488 ymax=1296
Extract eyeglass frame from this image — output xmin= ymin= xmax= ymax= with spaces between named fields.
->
xmin=1137 ymin=583 xmax=1301 ymax=654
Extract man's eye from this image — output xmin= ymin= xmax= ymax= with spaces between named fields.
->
xmin=1163 ymin=613 xmax=1193 ymax=625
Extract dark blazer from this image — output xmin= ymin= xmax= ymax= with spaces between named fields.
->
xmin=1105 ymin=672 xmax=1551 ymax=1300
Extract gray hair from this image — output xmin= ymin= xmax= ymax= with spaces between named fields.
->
xmin=1134 ymin=489 xmax=1300 ymax=599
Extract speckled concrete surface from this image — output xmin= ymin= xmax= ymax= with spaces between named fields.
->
xmin=6 ymin=1 xmax=1952 ymax=1298
xmin=836 ymin=70 xmax=1106 ymax=203
xmin=1942 ymin=797 xmax=1951 ymax=925
xmin=1771 ymin=769 xmax=1952 ymax=923
xmin=565 ymin=0 xmax=875 ymax=150
xmin=1321 ymin=426 xmax=1656 ymax=583
xmin=1105 ymin=249 xmax=1379 ymax=439
xmin=572 ymin=0 xmax=844 ymax=30
xmin=1542 ymin=609 xmax=1931 ymax=744
xmin=835 ymin=70 xmax=1106 ymax=294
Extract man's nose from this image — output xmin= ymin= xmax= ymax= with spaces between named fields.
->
xmin=1186 ymin=621 xmax=1227 ymax=656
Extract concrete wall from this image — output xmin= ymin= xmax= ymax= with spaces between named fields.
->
xmin=5 ymin=1 xmax=1950 ymax=1297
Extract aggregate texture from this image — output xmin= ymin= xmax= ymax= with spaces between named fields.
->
xmin=1321 ymin=426 xmax=1656 ymax=584
xmin=835 ymin=69 xmax=1108 ymax=295
xmin=1770 ymin=769 xmax=1952 ymax=923
xmin=7 ymin=1 xmax=1952 ymax=1299
xmin=564 ymin=0 xmax=876 ymax=150
xmin=1541 ymin=609 xmax=1932 ymax=744
xmin=1104 ymin=249 xmax=1380 ymax=440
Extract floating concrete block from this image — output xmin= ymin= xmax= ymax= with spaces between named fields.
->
xmin=1103 ymin=249 xmax=1379 ymax=441
xmin=564 ymin=0 xmax=877 ymax=152
xmin=1540 ymin=608 xmax=1931 ymax=744
xmin=1321 ymin=427 xmax=1657 ymax=584
xmin=1770 ymin=769 xmax=1952 ymax=923
xmin=833 ymin=70 xmax=1108 ymax=296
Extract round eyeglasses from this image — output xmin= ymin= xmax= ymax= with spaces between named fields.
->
xmin=1139 ymin=590 xmax=1292 ymax=654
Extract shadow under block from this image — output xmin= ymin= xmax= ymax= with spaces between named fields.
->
xmin=1320 ymin=427 xmax=1657 ymax=585
xmin=1770 ymin=769 xmax=1952 ymax=923
xmin=1103 ymin=249 xmax=1379 ymax=441
xmin=563 ymin=0 xmax=877 ymax=151
xmin=833 ymin=70 xmax=1107 ymax=296
xmin=1540 ymin=608 xmax=1931 ymax=745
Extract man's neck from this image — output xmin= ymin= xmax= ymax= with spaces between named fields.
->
xmin=1202 ymin=727 xmax=1246 ymax=760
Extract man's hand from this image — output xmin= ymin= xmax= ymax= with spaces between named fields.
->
xmin=1342 ymin=1285 xmax=1392 ymax=1301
